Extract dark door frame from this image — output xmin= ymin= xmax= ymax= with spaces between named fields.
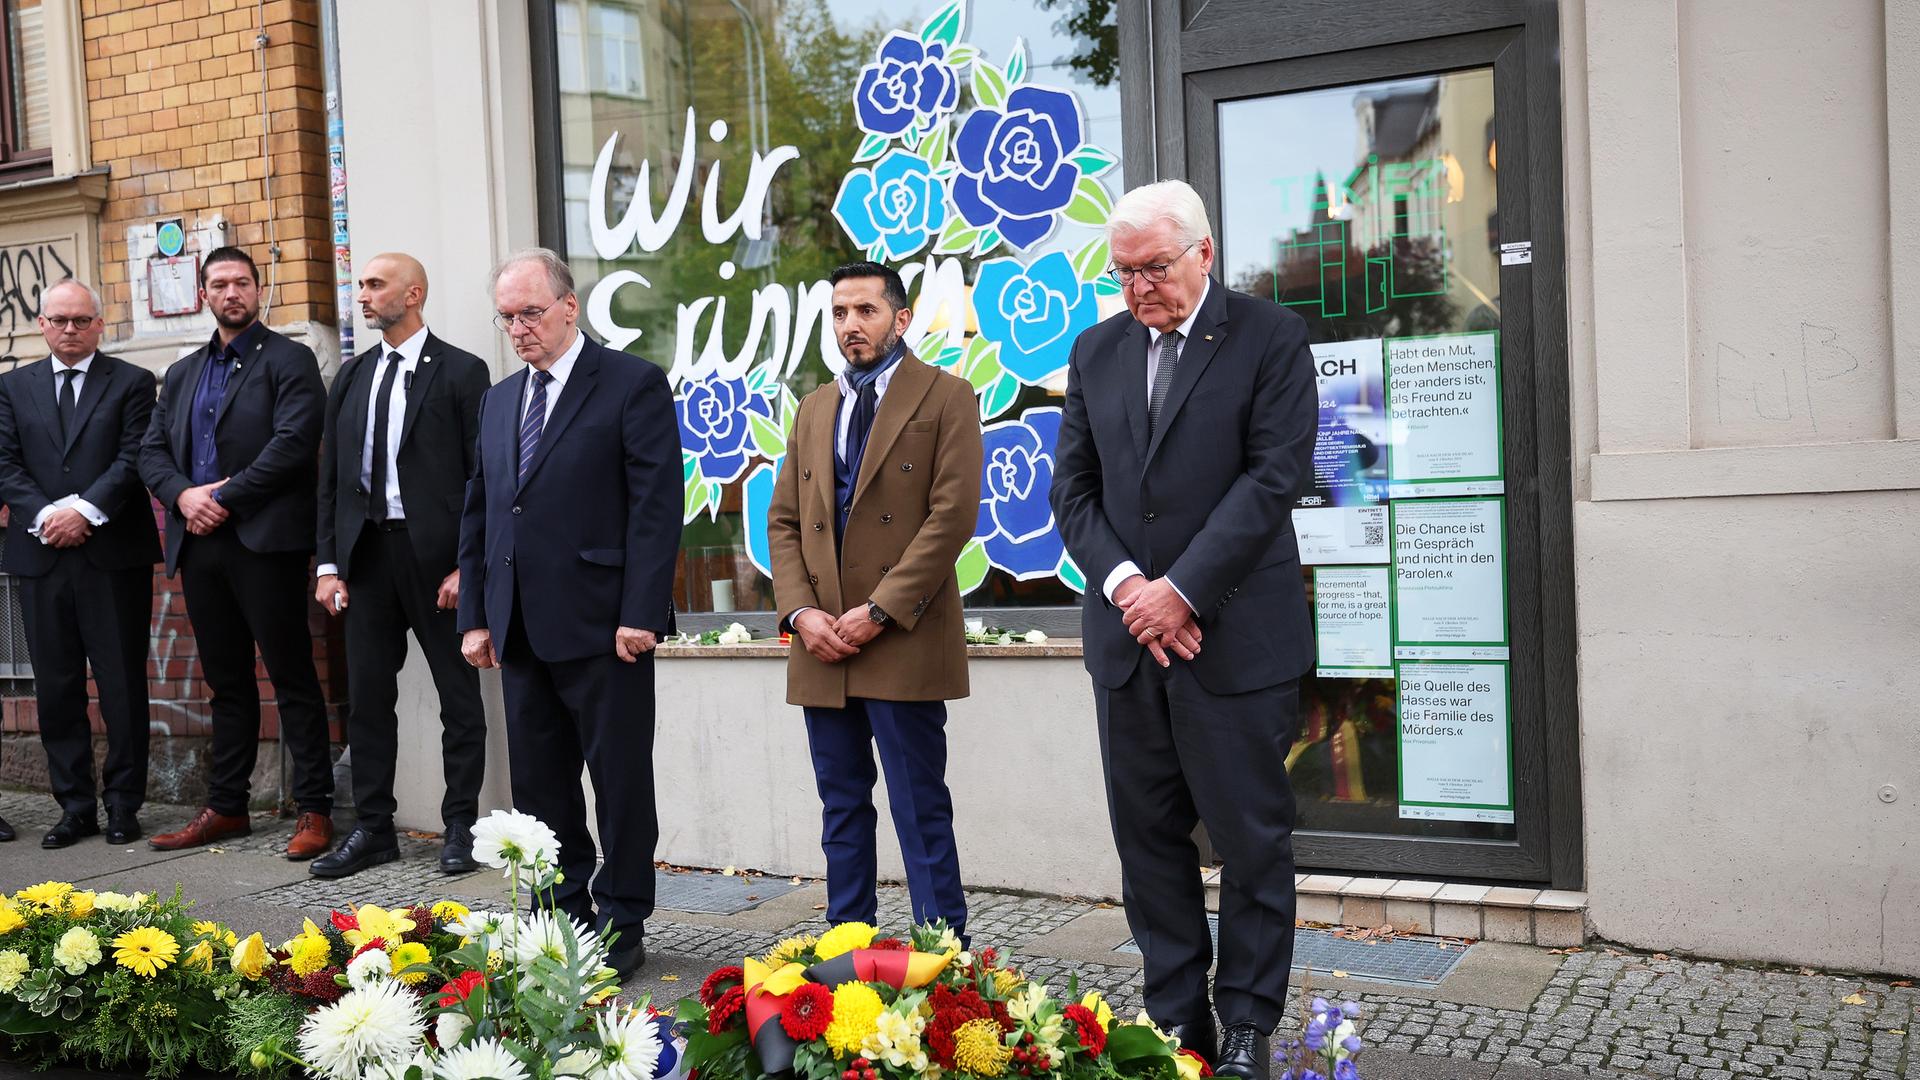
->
xmin=1120 ymin=0 xmax=1581 ymax=888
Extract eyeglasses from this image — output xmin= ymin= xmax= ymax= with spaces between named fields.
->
xmin=1107 ymin=241 xmax=1199 ymax=286
xmin=492 ymin=301 xmax=558 ymax=333
xmin=42 ymin=316 xmax=95 ymax=330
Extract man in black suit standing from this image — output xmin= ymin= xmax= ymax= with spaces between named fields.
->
xmin=458 ymin=248 xmax=680 ymax=978
xmin=1050 ymin=180 xmax=1317 ymax=1080
xmin=0 ymin=279 xmax=160 ymax=848
xmin=139 ymin=246 xmax=336 ymax=862
xmin=308 ymin=253 xmax=490 ymax=879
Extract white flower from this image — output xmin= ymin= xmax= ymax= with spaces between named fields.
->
xmin=1023 ymin=629 xmax=1048 ymax=644
xmin=995 ymin=633 xmax=1014 ymax=645
xmin=52 ymin=926 xmax=102 ymax=975
xmin=362 ymin=1051 xmax=433 ymax=1080
xmin=435 ymin=1037 xmax=530 ymax=1080
xmin=445 ymin=910 xmax=507 ymax=945
xmin=470 ymin=809 xmax=561 ymax=888
xmin=965 ymin=617 xmax=985 ymax=635
xmin=592 ymin=1007 xmax=664 ymax=1080
xmin=92 ymin=890 xmax=140 ymax=912
xmin=552 ymin=1049 xmax=598 ymax=1077
xmin=716 ymin=622 xmax=752 ymax=645
xmin=506 ymin=909 xmax=607 ymax=978
xmin=861 ymin=1008 xmax=928 ymax=1072
xmin=0 ymin=950 xmax=30 ymax=992
xmin=434 ymin=1011 xmax=471 ymax=1051
xmin=347 ymin=947 xmax=392 ymax=989
xmin=297 ymin=980 xmax=426 ymax=1080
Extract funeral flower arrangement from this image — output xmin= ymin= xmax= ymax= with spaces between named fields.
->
xmin=677 ymin=922 xmax=1196 ymax=1080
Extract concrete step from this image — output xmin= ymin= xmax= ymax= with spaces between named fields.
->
xmin=1204 ymin=870 xmax=1588 ymax=948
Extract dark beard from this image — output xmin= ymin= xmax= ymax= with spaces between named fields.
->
xmin=848 ymin=329 xmax=902 ymax=370
xmin=214 ymin=305 xmax=260 ymax=332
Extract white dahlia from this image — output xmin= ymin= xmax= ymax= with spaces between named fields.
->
xmin=591 ymin=1007 xmax=664 ymax=1080
xmin=470 ymin=810 xmax=561 ymax=886
xmin=506 ymin=909 xmax=606 ymax=977
xmin=434 ymin=1037 xmax=531 ymax=1080
xmin=296 ymin=980 xmax=425 ymax=1080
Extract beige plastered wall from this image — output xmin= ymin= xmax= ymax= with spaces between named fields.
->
xmin=1564 ymin=0 xmax=1919 ymax=973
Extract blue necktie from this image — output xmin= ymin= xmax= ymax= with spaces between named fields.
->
xmin=519 ymin=370 xmax=554 ymax=483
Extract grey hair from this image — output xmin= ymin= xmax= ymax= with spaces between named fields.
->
xmin=490 ymin=247 xmax=576 ymax=300
xmin=1106 ymin=180 xmax=1214 ymax=247
xmin=44 ymin=278 xmax=103 ymax=316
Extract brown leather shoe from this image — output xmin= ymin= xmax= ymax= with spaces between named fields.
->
xmin=285 ymin=812 xmax=335 ymax=861
xmin=148 ymin=807 xmax=251 ymax=851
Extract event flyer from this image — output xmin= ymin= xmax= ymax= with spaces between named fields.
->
xmin=1295 ymin=339 xmax=1389 ymax=565
xmin=1396 ymin=660 xmax=1515 ymax=824
xmin=1386 ymin=331 xmax=1503 ymax=498
xmin=1313 ymin=567 xmax=1393 ymax=678
xmin=1391 ymin=498 xmax=1508 ymax=660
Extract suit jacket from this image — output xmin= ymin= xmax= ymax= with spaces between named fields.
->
xmin=317 ymin=332 xmax=491 ymax=580
xmin=138 ymin=324 xmax=326 ymax=575
xmin=456 ymin=334 xmax=681 ymax=663
xmin=769 ymin=355 xmax=983 ymax=708
xmin=1049 ymin=283 xmax=1318 ymax=695
xmin=0 ymin=353 xmax=162 ymax=576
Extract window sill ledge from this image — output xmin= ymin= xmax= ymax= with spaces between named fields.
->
xmin=656 ymin=639 xmax=1084 ymax=659
xmin=1588 ymin=438 xmax=1920 ymax=502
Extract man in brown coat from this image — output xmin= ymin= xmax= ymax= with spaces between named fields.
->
xmin=769 ymin=261 xmax=983 ymax=936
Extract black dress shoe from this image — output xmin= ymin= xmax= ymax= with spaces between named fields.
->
xmin=0 ymin=813 xmax=13 ymax=842
xmin=439 ymin=823 xmax=480 ymax=874
xmin=307 ymin=827 xmax=400 ymax=879
xmin=606 ymin=937 xmax=647 ymax=980
xmin=42 ymin=812 xmax=100 ymax=849
xmin=1213 ymin=1023 xmax=1271 ymax=1080
xmin=105 ymin=809 xmax=141 ymax=845
xmin=1170 ymin=1017 xmax=1218 ymax=1065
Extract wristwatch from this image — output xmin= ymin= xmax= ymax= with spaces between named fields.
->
xmin=867 ymin=601 xmax=892 ymax=626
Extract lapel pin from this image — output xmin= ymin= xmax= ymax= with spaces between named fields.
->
xmin=1204 ymin=334 xmax=1214 ymax=341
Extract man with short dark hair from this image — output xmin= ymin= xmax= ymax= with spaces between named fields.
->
xmin=0 ymin=279 xmax=160 ymax=848
xmin=768 ymin=261 xmax=983 ymax=937
xmin=140 ymin=246 xmax=335 ymax=860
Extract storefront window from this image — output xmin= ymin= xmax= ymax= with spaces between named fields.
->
xmin=549 ymin=0 xmax=1124 ymax=616
xmin=1218 ymin=69 xmax=1516 ymax=842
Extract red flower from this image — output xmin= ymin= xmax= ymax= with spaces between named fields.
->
xmin=330 ymin=910 xmax=359 ymax=933
xmin=405 ymin=905 xmax=435 ymax=943
xmin=1063 ymin=1004 xmax=1105 ymax=1056
xmin=779 ymin=982 xmax=834 ymax=1040
xmin=299 ymin=967 xmax=346 ymax=1003
xmin=708 ymin=985 xmax=748 ymax=1034
xmin=991 ymin=999 xmax=1015 ymax=1032
xmin=868 ymin=937 xmax=909 ymax=951
xmin=438 ymin=970 xmax=486 ymax=1008
xmin=700 ymin=965 xmax=745 ymax=1007
xmin=1177 ymin=1048 xmax=1214 ymax=1076
xmin=349 ymin=939 xmax=388 ymax=961
xmin=926 ymin=985 xmax=995 ymax=1067
xmin=975 ymin=946 xmax=999 ymax=968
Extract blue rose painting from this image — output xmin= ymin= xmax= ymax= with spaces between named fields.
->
xmin=973 ymin=252 xmax=1098 ymax=385
xmin=855 ymin=32 xmax=960 ymax=137
xmin=952 ymin=85 xmax=1085 ymax=251
xmin=676 ymin=374 xmax=775 ymax=486
xmin=833 ymin=149 xmax=950 ymax=261
xmin=975 ymin=407 xmax=1065 ymax=579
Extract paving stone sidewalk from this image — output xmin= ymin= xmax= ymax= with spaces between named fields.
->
xmin=1 ymin=792 xmax=1914 ymax=1079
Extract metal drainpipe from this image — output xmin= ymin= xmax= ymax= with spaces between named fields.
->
xmin=319 ymin=0 xmax=353 ymax=361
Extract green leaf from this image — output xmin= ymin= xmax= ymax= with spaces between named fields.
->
xmin=933 ymin=218 xmax=982 ymax=255
xmin=947 ymin=44 xmax=980 ymax=68
xmin=955 ymin=539 xmax=990 ymax=595
xmin=960 ymin=339 xmax=1002 ymax=391
xmin=683 ymin=476 xmax=711 ymax=522
xmin=682 ymin=450 xmax=699 ymax=484
xmin=914 ymin=331 xmax=949 ymax=363
xmin=853 ymin=132 xmax=889 ymax=162
xmin=748 ymin=411 xmax=786 ymax=459
xmin=921 ymin=121 xmax=949 ymax=170
xmin=1005 ymin=39 xmax=1028 ymax=84
xmin=979 ymin=371 xmax=1021 ymax=419
xmin=1064 ymin=175 xmax=1115 ymax=226
xmin=1071 ymin=236 xmax=1112 ymax=283
xmin=1107 ymin=1024 xmax=1177 ymax=1063
xmin=903 ymin=125 xmax=922 ymax=151
xmin=1058 ymin=553 xmax=1086 ymax=593
xmin=971 ymin=62 xmax=1008 ymax=110
xmin=1095 ymin=275 xmax=1123 ymax=296
xmin=973 ymin=226 xmax=1003 ymax=255
xmin=920 ymin=0 xmax=964 ymax=49
xmin=937 ymin=345 xmax=964 ymax=368
xmin=708 ymin=482 xmax=723 ymax=519
xmin=1069 ymin=144 xmax=1120 ymax=177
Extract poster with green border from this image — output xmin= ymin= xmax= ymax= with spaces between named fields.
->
xmin=1395 ymin=659 xmax=1515 ymax=824
xmin=1384 ymin=330 xmax=1503 ymax=498
xmin=1313 ymin=567 xmax=1393 ymax=679
xmin=1389 ymin=496 xmax=1510 ymax=662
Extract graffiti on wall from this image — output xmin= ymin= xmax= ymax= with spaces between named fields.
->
xmin=0 ymin=239 xmax=77 ymax=365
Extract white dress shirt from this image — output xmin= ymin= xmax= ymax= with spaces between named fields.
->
xmin=317 ymin=328 xmax=428 ymax=579
xmin=523 ymin=329 xmax=586 ymax=427
xmin=789 ymin=349 xmax=905 ymax=627
xmin=1102 ymin=280 xmax=1211 ymax=610
xmin=30 ymin=353 xmax=108 ymax=543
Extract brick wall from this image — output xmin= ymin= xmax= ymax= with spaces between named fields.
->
xmin=81 ymin=0 xmax=333 ymax=341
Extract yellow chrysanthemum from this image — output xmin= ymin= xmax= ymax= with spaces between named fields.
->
xmin=0 ymin=907 xmax=23 ymax=935
xmin=343 ymin=904 xmax=417 ymax=951
xmin=389 ymin=941 xmax=432 ymax=985
xmin=952 ymin=1017 xmax=1014 ymax=1076
xmin=183 ymin=939 xmax=216 ymax=972
xmin=991 ymin=968 xmax=1021 ymax=997
xmin=824 ymin=982 xmax=886 ymax=1057
xmin=65 ymin=891 xmax=95 ymax=917
xmin=231 ymin=932 xmax=269 ymax=979
xmin=1079 ymin=991 xmax=1112 ymax=1032
xmin=815 ymin=921 xmax=877 ymax=961
xmin=287 ymin=934 xmax=333 ymax=977
xmin=431 ymin=899 xmax=470 ymax=923
xmin=0 ymin=950 xmax=28 ymax=992
xmin=763 ymin=932 xmax=819 ymax=967
xmin=112 ymin=926 xmax=180 ymax=978
xmin=16 ymin=881 xmax=72 ymax=909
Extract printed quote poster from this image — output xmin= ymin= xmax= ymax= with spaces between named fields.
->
xmin=1314 ymin=568 xmax=1392 ymax=678
xmin=1397 ymin=661 xmax=1514 ymax=824
xmin=1391 ymin=498 xmax=1508 ymax=661
xmin=1386 ymin=332 xmax=1502 ymax=498
xmin=1294 ymin=339 xmax=1389 ymax=565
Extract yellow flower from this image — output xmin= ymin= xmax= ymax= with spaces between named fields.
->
xmin=991 ymin=968 xmax=1021 ymax=998
xmin=1173 ymin=1048 xmax=1204 ymax=1080
xmin=343 ymin=904 xmax=417 ymax=951
xmin=431 ymin=900 xmax=470 ymax=923
xmin=762 ymin=933 xmax=819 ymax=967
xmin=862 ymin=1008 xmax=930 ymax=1071
xmin=184 ymin=939 xmax=216 ymax=972
xmin=389 ymin=941 xmax=432 ymax=985
xmin=762 ymin=962 xmax=809 ymax=996
xmin=66 ymin=891 xmax=96 ymax=918
xmin=815 ymin=921 xmax=877 ymax=961
xmin=824 ymin=982 xmax=886 ymax=1057
xmin=53 ymin=927 xmax=102 ymax=974
xmin=287 ymin=934 xmax=333 ymax=977
xmin=0 ymin=950 xmax=28 ymax=992
xmin=16 ymin=881 xmax=72 ymax=909
xmin=112 ymin=926 xmax=180 ymax=978
xmin=92 ymin=891 xmax=140 ymax=913
xmin=0 ymin=907 xmax=23 ymax=935
xmin=1079 ymin=991 xmax=1112 ymax=1032
xmin=231 ymin=933 xmax=269 ymax=979
xmin=585 ymin=966 xmax=621 ymax=1006
xmin=952 ymin=1017 xmax=1013 ymax=1076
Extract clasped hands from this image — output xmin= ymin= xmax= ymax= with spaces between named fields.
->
xmin=792 ymin=606 xmax=882 ymax=664
xmin=1114 ymin=574 xmax=1202 ymax=668
xmin=177 ymin=480 xmax=230 ymax=536
xmin=38 ymin=507 xmax=93 ymax=548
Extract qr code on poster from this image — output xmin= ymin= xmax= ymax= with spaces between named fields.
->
xmin=1362 ymin=522 xmax=1385 ymax=548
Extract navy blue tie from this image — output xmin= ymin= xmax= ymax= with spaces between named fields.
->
xmin=519 ymin=370 xmax=554 ymax=483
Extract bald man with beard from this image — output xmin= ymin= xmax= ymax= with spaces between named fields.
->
xmin=309 ymin=253 xmax=494 ymax=878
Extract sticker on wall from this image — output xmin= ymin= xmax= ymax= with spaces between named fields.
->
xmin=1385 ymin=331 xmax=1503 ymax=498
xmin=1396 ymin=660 xmax=1514 ymax=824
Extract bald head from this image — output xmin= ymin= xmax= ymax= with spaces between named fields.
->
xmin=357 ymin=252 xmax=429 ymax=342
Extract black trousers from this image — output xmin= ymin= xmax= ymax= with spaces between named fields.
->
xmin=20 ymin=554 xmax=151 ymax=817
xmin=500 ymin=607 xmax=657 ymax=939
xmin=342 ymin=524 xmax=486 ymax=832
xmin=1096 ymin=659 xmax=1301 ymax=1033
xmin=179 ymin=529 xmax=332 ymax=817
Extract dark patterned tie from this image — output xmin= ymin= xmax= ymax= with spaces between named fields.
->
xmin=56 ymin=368 xmax=77 ymax=442
xmin=519 ymin=369 xmax=554 ymax=483
xmin=367 ymin=351 xmax=403 ymax=521
xmin=1148 ymin=330 xmax=1182 ymax=436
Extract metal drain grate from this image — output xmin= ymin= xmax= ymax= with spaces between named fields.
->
xmin=1115 ymin=920 xmax=1471 ymax=987
xmin=654 ymin=869 xmax=800 ymax=915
